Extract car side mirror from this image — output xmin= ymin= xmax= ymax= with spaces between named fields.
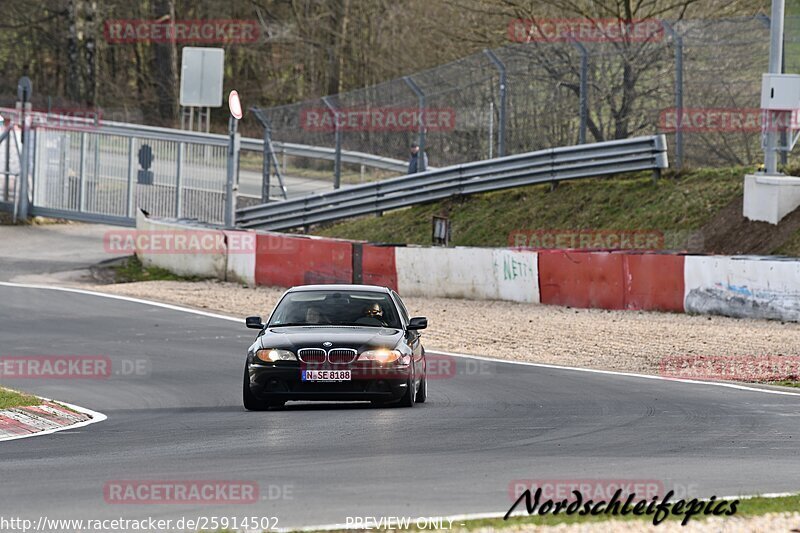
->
xmin=245 ymin=316 xmax=264 ymax=329
xmin=407 ymin=316 xmax=427 ymax=330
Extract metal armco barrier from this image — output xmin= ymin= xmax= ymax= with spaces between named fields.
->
xmin=236 ymin=135 xmax=669 ymax=230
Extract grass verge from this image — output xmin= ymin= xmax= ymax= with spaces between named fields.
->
xmin=111 ymin=256 xmax=206 ymax=283
xmin=771 ymin=379 xmax=800 ymax=388
xmin=315 ymin=167 xmax=748 ymax=248
xmin=0 ymin=387 xmax=41 ymax=409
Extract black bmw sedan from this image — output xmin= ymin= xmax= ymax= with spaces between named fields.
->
xmin=243 ymin=284 xmax=427 ymax=410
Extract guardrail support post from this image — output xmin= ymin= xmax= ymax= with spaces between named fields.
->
xmin=662 ymin=22 xmax=684 ymax=169
xmin=323 ymin=97 xmax=342 ymax=189
xmin=484 ymin=49 xmax=507 ymax=158
xmin=225 ymin=116 xmax=240 ymax=228
xmin=403 ymin=76 xmax=426 ymax=172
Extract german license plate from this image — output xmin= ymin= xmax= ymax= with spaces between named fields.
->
xmin=302 ymin=370 xmax=351 ymax=381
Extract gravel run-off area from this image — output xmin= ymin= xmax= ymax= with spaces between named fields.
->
xmin=84 ymin=279 xmax=800 ymax=379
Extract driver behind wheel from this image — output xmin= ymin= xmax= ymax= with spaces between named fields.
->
xmin=356 ymin=302 xmax=386 ymax=326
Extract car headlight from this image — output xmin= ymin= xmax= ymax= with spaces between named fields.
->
xmin=359 ymin=349 xmax=402 ymax=364
xmin=255 ymin=348 xmax=296 ymax=362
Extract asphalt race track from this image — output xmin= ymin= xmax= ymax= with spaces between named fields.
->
xmin=1 ymin=283 xmax=799 ymax=528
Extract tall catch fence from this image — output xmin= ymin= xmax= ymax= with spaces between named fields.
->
xmin=253 ymin=15 xmax=800 ymax=188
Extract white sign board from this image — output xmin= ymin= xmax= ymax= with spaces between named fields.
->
xmin=180 ymin=48 xmax=224 ymax=107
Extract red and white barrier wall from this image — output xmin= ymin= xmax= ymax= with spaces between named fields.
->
xmin=135 ymin=214 xmax=800 ymax=321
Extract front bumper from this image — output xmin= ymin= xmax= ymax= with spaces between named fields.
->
xmin=247 ymin=362 xmax=411 ymax=402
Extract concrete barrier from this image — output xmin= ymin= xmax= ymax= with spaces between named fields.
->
xmin=255 ymin=233 xmax=353 ymax=287
xmin=135 ymin=211 xmax=227 ymax=280
xmin=396 ymin=246 xmax=538 ymax=302
xmin=624 ymin=253 xmax=685 ymax=312
xmin=538 ymin=250 xmax=685 ymax=312
xmin=684 ymin=255 xmax=800 ymax=321
xmin=360 ymin=244 xmax=398 ymax=290
xmin=135 ymin=213 xmax=800 ymax=322
xmin=539 ymin=251 xmax=625 ymax=309
xmin=135 ymin=211 xmax=256 ymax=286
xmin=224 ymin=230 xmax=256 ymax=286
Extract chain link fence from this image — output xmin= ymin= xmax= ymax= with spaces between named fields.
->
xmin=252 ymin=15 xmax=800 ymax=196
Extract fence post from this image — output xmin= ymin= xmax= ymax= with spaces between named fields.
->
xmin=484 ymin=48 xmax=507 ymax=157
xmin=403 ymin=76 xmax=426 ymax=172
xmin=569 ymin=40 xmax=588 ymax=145
xmin=78 ymin=131 xmax=87 ymax=212
xmin=663 ymin=22 xmax=684 ymax=169
xmin=225 ymin=115 xmax=240 ymax=228
xmin=125 ymin=137 xmax=135 ymax=218
xmin=3 ymin=126 xmax=10 ymax=201
xmin=262 ymin=122 xmax=272 ymax=202
xmin=17 ymin=108 xmax=32 ymax=220
xmin=764 ymin=0 xmax=785 ymax=175
xmin=323 ymin=96 xmax=342 ymax=189
xmin=15 ymin=77 xmax=32 ymax=221
xmin=175 ymin=142 xmax=184 ymax=218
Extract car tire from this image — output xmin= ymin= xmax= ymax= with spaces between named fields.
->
xmin=242 ymin=365 xmax=268 ymax=411
xmin=415 ymin=373 xmax=427 ymax=403
xmin=397 ymin=370 xmax=415 ymax=408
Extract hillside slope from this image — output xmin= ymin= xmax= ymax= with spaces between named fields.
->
xmin=313 ymin=167 xmax=800 ymax=257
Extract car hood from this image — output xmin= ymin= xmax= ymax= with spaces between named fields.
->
xmin=258 ymin=326 xmax=404 ymax=352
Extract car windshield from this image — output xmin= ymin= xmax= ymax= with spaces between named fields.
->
xmin=268 ymin=290 xmax=402 ymax=329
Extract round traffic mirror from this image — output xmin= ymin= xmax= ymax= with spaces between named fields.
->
xmin=229 ymin=90 xmax=243 ymax=120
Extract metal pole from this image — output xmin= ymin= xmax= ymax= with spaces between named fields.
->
xmin=323 ymin=96 xmax=342 ymax=189
xmin=484 ymin=48 xmax=507 ymax=157
xmin=17 ymin=104 xmax=32 ymax=220
xmin=403 ymin=76 xmax=426 ymax=171
xmin=125 ymin=136 xmax=134 ymax=218
xmin=570 ymin=40 xmax=589 ymax=145
xmin=225 ymin=116 xmax=239 ymax=228
xmin=781 ymin=29 xmax=788 ymax=167
xmin=262 ymin=122 xmax=272 ymax=202
xmin=175 ymin=142 xmax=183 ymax=218
xmin=663 ymin=22 xmax=684 ymax=169
xmin=765 ymin=0 xmax=785 ymax=174
xmin=78 ymin=131 xmax=86 ymax=212
xmin=488 ymin=101 xmax=494 ymax=159
xmin=4 ymin=124 xmax=10 ymax=201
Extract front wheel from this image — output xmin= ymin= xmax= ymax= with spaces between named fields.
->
xmin=415 ymin=373 xmax=427 ymax=403
xmin=242 ymin=365 xmax=268 ymax=411
xmin=397 ymin=371 xmax=415 ymax=408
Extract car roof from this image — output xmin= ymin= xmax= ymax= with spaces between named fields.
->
xmin=286 ymin=284 xmax=392 ymax=294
